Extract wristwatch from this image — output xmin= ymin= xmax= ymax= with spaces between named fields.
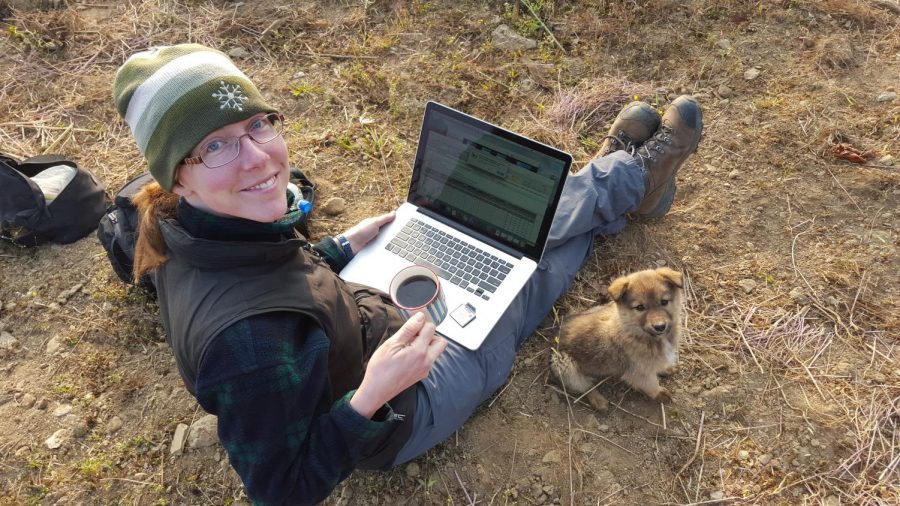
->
xmin=335 ymin=234 xmax=354 ymax=260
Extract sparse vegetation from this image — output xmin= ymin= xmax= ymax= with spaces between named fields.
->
xmin=0 ymin=0 xmax=897 ymax=504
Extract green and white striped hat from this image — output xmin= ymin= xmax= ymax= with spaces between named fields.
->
xmin=113 ymin=43 xmax=276 ymax=191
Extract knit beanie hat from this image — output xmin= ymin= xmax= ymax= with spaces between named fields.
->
xmin=113 ymin=43 xmax=276 ymax=191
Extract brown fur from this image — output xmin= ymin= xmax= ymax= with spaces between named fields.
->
xmin=131 ymin=181 xmax=179 ymax=281
xmin=550 ymin=267 xmax=684 ymax=413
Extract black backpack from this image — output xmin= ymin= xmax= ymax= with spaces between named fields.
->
xmin=96 ymin=168 xmax=316 ymax=296
xmin=0 ymin=153 xmax=107 ymax=247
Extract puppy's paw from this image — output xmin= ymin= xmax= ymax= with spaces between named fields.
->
xmin=655 ymin=388 xmax=673 ymax=403
xmin=587 ymin=392 xmax=609 ymax=414
xmin=660 ymin=364 xmax=678 ymax=377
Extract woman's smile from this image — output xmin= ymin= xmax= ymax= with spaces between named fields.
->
xmin=243 ymin=173 xmax=278 ymax=192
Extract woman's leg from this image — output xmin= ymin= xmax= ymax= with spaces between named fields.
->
xmin=392 ymin=151 xmax=645 ymax=466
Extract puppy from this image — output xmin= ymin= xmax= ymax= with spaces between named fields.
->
xmin=550 ymin=267 xmax=683 ymax=413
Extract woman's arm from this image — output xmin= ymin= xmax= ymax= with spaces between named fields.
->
xmin=310 ymin=212 xmax=395 ymax=272
xmin=194 ymin=313 xmax=404 ymax=505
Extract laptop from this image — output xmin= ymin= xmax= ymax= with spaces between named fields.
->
xmin=339 ymin=101 xmax=572 ymax=350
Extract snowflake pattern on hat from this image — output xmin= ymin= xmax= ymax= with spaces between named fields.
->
xmin=212 ymin=81 xmax=249 ymax=111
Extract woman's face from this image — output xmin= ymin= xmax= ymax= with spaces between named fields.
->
xmin=172 ymin=114 xmax=290 ymax=223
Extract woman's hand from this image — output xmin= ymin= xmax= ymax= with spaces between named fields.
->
xmin=340 ymin=211 xmax=395 ymax=255
xmin=350 ymin=313 xmax=447 ymax=418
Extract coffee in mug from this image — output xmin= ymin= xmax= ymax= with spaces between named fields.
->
xmin=389 ymin=265 xmax=447 ymax=325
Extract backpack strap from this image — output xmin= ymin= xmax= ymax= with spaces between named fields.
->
xmin=0 ymin=154 xmax=49 ymax=246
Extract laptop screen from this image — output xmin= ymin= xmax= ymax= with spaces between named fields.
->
xmin=408 ymin=102 xmax=572 ymax=261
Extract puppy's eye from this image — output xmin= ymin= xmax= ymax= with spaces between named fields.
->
xmin=661 ymin=299 xmax=669 ymax=306
xmin=634 ymin=304 xmax=645 ymax=311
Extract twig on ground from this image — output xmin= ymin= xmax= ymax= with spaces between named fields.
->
xmin=454 ymin=469 xmax=477 ymax=506
xmin=575 ymin=428 xmax=637 ymax=456
xmin=608 ymin=396 xmax=666 ymax=429
xmin=520 ymin=0 xmax=565 ymax=52
xmin=675 ymin=411 xmax=705 ymax=479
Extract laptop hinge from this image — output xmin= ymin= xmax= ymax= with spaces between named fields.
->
xmin=416 ymin=207 xmax=525 ymax=260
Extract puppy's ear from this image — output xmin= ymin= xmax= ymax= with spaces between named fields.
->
xmin=607 ymin=276 xmax=630 ymax=302
xmin=656 ymin=267 xmax=683 ymax=289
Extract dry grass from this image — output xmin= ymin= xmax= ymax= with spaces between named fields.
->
xmin=1 ymin=0 xmax=898 ymax=505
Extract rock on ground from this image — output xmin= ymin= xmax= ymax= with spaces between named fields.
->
xmin=491 ymin=24 xmax=537 ymax=51
xmin=187 ymin=414 xmax=219 ymax=449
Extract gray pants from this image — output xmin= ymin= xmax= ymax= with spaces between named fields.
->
xmin=393 ymin=151 xmax=646 ymax=465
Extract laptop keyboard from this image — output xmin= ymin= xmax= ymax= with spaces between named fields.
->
xmin=385 ymin=218 xmax=513 ymax=300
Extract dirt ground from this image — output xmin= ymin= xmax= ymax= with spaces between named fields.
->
xmin=1 ymin=1 xmax=898 ymax=505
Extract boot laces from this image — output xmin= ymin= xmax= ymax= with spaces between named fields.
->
xmin=601 ymin=130 xmax=637 ymax=154
xmin=630 ymin=125 xmax=674 ymax=168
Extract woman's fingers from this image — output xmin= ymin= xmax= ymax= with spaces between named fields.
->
xmin=371 ymin=211 xmax=395 ymax=228
xmin=393 ymin=313 xmax=426 ymax=347
xmin=410 ymin=321 xmax=435 ymax=351
xmin=425 ymin=334 xmax=448 ymax=363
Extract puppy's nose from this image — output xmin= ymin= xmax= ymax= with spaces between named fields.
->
xmin=652 ymin=322 xmax=669 ymax=334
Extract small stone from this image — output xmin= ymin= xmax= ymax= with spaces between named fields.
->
xmin=45 ymin=428 xmax=72 ymax=449
xmin=744 ymin=67 xmax=761 ymax=80
xmin=227 ymin=47 xmax=252 ymax=59
xmin=598 ymin=424 xmax=609 ymax=432
xmin=321 ymin=197 xmax=347 ymax=216
xmin=107 ymin=415 xmax=123 ymax=433
xmin=53 ymin=404 xmax=72 ymax=417
xmin=824 ymin=296 xmax=840 ymax=308
xmin=405 ymin=461 xmax=421 ymax=478
xmin=792 ymin=459 xmax=802 ymax=467
xmin=491 ymin=24 xmax=537 ymax=51
xmin=758 ymin=453 xmax=772 ymax=465
xmin=35 ymin=398 xmax=48 ymax=410
xmin=710 ymin=490 xmax=725 ymax=500
xmin=187 ymin=414 xmax=219 ymax=449
xmin=878 ymin=155 xmax=894 ymax=166
xmin=738 ymin=450 xmax=750 ymax=461
xmin=738 ymin=279 xmax=757 ymax=294
xmin=701 ymin=384 xmax=733 ymax=399
xmin=542 ymin=449 xmax=562 ymax=463
xmin=810 ymin=438 xmax=821 ymax=447
xmin=876 ymin=91 xmax=897 ymax=103
xmin=170 ymin=423 xmax=189 ymax=455
xmin=0 ymin=331 xmax=18 ymax=350
xmin=46 ymin=335 xmax=61 ymax=354
xmin=20 ymin=393 xmax=36 ymax=409
xmin=71 ymin=418 xmax=89 ymax=438
xmin=789 ymin=287 xmax=810 ymax=305
xmin=717 ymin=39 xmax=732 ymax=51
xmin=717 ymin=84 xmax=733 ymax=98
xmin=728 ymin=169 xmax=740 ymax=179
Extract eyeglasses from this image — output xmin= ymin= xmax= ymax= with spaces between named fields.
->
xmin=183 ymin=113 xmax=285 ymax=168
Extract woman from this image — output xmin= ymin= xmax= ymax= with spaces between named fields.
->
xmin=113 ymin=43 xmax=701 ymax=504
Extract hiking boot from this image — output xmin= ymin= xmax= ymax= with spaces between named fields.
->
xmin=632 ymin=95 xmax=703 ymax=218
xmin=596 ymin=101 xmax=660 ymax=157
